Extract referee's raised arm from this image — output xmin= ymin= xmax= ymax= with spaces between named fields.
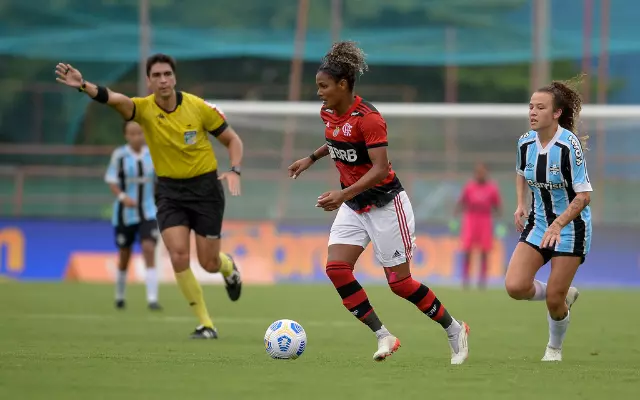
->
xmin=55 ymin=63 xmax=135 ymax=121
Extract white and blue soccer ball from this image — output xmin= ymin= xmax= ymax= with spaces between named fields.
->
xmin=264 ymin=319 xmax=307 ymax=360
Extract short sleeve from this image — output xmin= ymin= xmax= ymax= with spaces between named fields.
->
xmin=201 ymin=100 xmax=229 ymax=137
xmin=516 ymin=141 xmax=525 ymax=176
xmin=567 ymin=135 xmax=593 ymax=193
xmin=105 ymin=149 xmax=120 ymax=184
xmin=360 ymin=113 xmax=388 ymax=148
xmin=127 ymin=97 xmax=148 ymax=122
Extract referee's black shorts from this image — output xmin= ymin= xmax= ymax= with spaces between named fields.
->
xmin=155 ymin=170 xmax=225 ymax=239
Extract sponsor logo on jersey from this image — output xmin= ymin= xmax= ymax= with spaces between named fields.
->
xmin=527 ymin=179 xmax=567 ymax=190
xmin=568 ymin=135 xmax=584 ymax=166
xmin=327 ymin=143 xmax=358 ymax=162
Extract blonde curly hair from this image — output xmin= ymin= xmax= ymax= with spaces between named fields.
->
xmin=318 ymin=41 xmax=369 ymax=90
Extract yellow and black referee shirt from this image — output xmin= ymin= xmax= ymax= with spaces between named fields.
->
xmin=128 ymin=91 xmax=228 ymax=179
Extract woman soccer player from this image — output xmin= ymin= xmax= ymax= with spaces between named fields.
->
xmin=105 ymin=121 xmax=161 ymax=311
xmin=454 ymin=162 xmax=502 ymax=289
xmin=288 ymin=41 xmax=470 ymax=365
xmin=506 ymin=78 xmax=591 ymax=362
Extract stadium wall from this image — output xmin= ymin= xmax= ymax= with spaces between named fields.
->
xmin=1 ymin=219 xmax=639 ymax=288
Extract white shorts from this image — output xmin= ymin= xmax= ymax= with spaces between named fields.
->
xmin=328 ymin=191 xmax=416 ymax=267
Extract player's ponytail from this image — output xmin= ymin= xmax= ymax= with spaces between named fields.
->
xmin=318 ymin=41 xmax=368 ymax=91
xmin=537 ymin=74 xmax=589 ymax=149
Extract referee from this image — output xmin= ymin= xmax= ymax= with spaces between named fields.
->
xmin=56 ymin=54 xmax=243 ymax=339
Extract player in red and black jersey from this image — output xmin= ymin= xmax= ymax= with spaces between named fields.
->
xmin=288 ymin=41 xmax=470 ymax=364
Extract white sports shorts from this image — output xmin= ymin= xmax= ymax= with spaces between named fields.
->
xmin=328 ymin=190 xmax=416 ymax=267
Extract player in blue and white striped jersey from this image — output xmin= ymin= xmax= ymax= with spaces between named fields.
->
xmin=505 ymin=78 xmax=592 ymax=362
xmin=105 ymin=121 xmax=161 ymax=311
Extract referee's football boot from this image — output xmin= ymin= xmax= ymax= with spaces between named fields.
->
xmin=190 ymin=325 xmax=218 ymax=339
xmin=223 ymin=255 xmax=242 ymax=302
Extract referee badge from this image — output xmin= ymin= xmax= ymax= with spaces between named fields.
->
xmin=184 ymin=130 xmax=197 ymax=145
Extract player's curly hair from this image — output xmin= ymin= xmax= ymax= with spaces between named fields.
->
xmin=537 ymin=74 xmax=589 ymax=149
xmin=318 ymin=41 xmax=369 ymax=91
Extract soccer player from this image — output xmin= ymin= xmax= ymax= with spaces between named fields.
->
xmin=506 ymin=78 xmax=591 ymax=361
xmin=454 ymin=162 xmax=502 ymax=289
xmin=288 ymin=41 xmax=470 ymax=365
xmin=55 ymin=54 xmax=243 ymax=339
xmin=105 ymin=120 xmax=161 ymax=311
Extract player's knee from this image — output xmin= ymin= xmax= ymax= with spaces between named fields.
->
xmin=141 ymin=240 xmax=155 ymax=252
xmin=201 ymin=253 xmax=221 ymax=273
xmin=169 ymin=249 xmax=190 ymax=270
xmin=325 ymin=262 xmax=354 ymax=286
xmin=545 ymin=290 xmax=567 ymax=315
xmin=504 ymin=278 xmax=532 ymax=300
xmin=387 ymin=271 xmax=413 ymax=297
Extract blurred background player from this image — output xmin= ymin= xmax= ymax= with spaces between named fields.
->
xmin=55 ymin=54 xmax=244 ymax=339
xmin=105 ymin=121 xmax=161 ymax=311
xmin=454 ymin=162 xmax=502 ymax=289
xmin=288 ymin=41 xmax=470 ymax=365
xmin=506 ymin=77 xmax=591 ymax=362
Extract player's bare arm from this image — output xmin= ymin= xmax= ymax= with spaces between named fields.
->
xmin=341 ymin=147 xmax=389 ymax=200
xmin=317 ymin=146 xmax=388 ymax=211
xmin=107 ymin=183 xmax=136 ymax=208
xmin=215 ymin=126 xmax=244 ymax=196
xmin=553 ymin=192 xmax=590 ymax=228
xmin=55 ymin=63 xmax=135 ymax=120
xmin=288 ymin=144 xmax=328 ymax=179
xmin=514 ymin=173 xmax=528 ymax=232
xmin=541 ymin=192 xmax=590 ymax=248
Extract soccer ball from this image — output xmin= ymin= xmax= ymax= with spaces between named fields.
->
xmin=264 ymin=319 xmax=307 ymax=360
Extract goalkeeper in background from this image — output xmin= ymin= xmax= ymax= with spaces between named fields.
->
xmin=453 ymin=162 xmax=502 ymax=289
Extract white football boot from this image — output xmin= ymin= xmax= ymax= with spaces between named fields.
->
xmin=373 ymin=335 xmax=401 ymax=362
xmin=541 ymin=346 xmax=562 ymax=361
xmin=566 ymin=286 xmax=580 ymax=309
xmin=450 ymin=321 xmax=470 ymax=365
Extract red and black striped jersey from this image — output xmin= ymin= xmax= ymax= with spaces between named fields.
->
xmin=320 ymin=96 xmax=403 ymax=213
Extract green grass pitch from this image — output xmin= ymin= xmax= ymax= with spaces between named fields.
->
xmin=1 ymin=282 xmax=639 ymax=399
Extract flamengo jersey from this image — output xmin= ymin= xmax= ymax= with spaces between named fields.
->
xmin=516 ymin=126 xmax=593 ymax=255
xmin=321 ymin=96 xmax=403 ymax=212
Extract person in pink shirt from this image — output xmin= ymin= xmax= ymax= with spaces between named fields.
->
xmin=455 ymin=163 xmax=502 ymax=289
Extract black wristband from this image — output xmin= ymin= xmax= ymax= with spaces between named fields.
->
xmin=309 ymin=153 xmax=318 ymax=162
xmin=93 ymin=85 xmax=109 ymax=104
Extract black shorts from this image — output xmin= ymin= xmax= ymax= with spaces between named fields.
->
xmin=115 ymin=219 xmax=159 ymax=249
xmin=519 ymin=239 xmax=586 ymax=265
xmin=155 ymin=170 xmax=225 ymax=238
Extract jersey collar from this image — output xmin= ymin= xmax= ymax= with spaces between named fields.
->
xmin=125 ymin=144 xmax=147 ymax=160
xmin=334 ymin=95 xmax=362 ymax=118
xmin=535 ymin=125 xmax=563 ymax=154
xmin=154 ymin=91 xmax=183 ymax=114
